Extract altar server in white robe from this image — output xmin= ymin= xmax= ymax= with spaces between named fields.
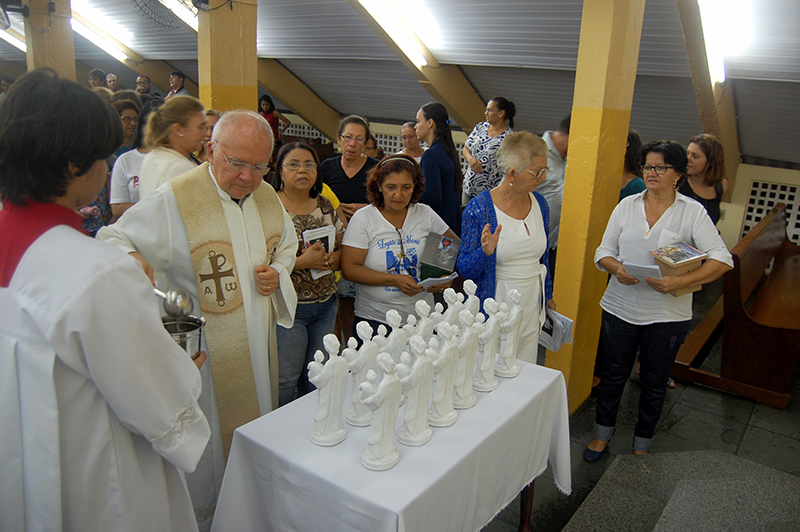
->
xmin=98 ymin=109 xmax=297 ymax=530
xmin=0 ymin=69 xmax=211 ymax=532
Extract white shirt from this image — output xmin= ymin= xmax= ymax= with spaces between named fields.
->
xmin=139 ymin=146 xmax=198 ymax=200
xmin=343 ymin=203 xmax=448 ymax=323
xmin=1 ymin=226 xmax=209 ymax=532
xmin=537 ymin=131 xmax=566 ymax=248
xmin=110 ymin=148 xmax=147 ymax=204
xmin=595 ymin=191 xmax=733 ymax=325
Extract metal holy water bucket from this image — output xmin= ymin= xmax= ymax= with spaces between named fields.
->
xmin=162 ymin=315 xmax=205 ymax=356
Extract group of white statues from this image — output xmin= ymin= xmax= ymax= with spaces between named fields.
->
xmin=308 ymin=280 xmax=528 ymax=471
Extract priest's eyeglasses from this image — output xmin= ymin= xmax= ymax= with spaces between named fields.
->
xmin=283 ymin=161 xmax=318 ymax=171
xmin=218 ymin=146 xmax=270 ymax=175
xmin=641 ymin=164 xmax=675 ymax=175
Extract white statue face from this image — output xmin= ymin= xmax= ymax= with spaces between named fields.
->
xmin=444 ymin=288 xmax=457 ymax=304
xmin=386 ymin=310 xmax=401 ymax=328
xmin=366 ymin=369 xmax=377 ymax=383
xmin=356 ymin=320 xmax=373 ymax=341
xmin=401 ymin=352 xmax=411 ymax=365
xmin=464 ymin=279 xmax=476 ymax=295
xmin=484 ymin=298 xmax=498 ymax=314
xmin=415 ymin=300 xmax=430 ymax=318
xmin=348 ymin=337 xmax=358 ymax=349
xmin=314 ymin=351 xmax=324 ymax=363
xmin=428 ymin=337 xmax=439 ymax=350
xmin=508 ymin=288 xmax=521 ymax=304
xmin=459 ymin=309 xmax=473 ymax=327
xmin=409 ymin=335 xmax=425 ymax=354
xmin=377 ymin=353 xmax=395 ymax=373
xmin=323 ymin=334 xmax=340 ymax=355
xmin=436 ymin=322 xmax=451 ymax=339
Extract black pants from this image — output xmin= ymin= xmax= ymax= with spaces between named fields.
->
xmin=594 ymin=311 xmax=690 ymax=450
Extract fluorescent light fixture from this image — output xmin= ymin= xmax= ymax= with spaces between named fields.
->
xmin=0 ymin=30 xmax=26 ymax=52
xmin=71 ymin=0 xmax=134 ymax=47
xmin=70 ymin=18 xmax=128 ymax=62
xmin=358 ymin=0 xmax=427 ymax=67
xmin=697 ymin=0 xmax=753 ymax=84
xmin=386 ymin=0 xmax=442 ymax=50
xmin=158 ymin=0 xmax=199 ymax=32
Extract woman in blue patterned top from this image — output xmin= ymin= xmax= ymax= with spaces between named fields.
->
xmin=457 ymin=131 xmax=555 ymax=364
xmin=462 ymin=97 xmax=515 ymax=199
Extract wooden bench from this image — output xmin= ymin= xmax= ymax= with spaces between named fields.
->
xmin=672 ymin=203 xmax=800 ymax=409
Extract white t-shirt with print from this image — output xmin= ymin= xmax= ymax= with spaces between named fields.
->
xmin=110 ymin=149 xmax=147 ymax=205
xmin=343 ymin=203 xmax=449 ymax=323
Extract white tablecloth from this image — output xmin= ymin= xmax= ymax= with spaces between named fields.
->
xmin=211 ymin=361 xmax=571 ymax=532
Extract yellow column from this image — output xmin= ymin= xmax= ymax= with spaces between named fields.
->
xmin=197 ymin=0 xmax=258 ymax=112
xmin=545 ymin=0 xmax=646 ymax=414
xmin=23 ymin=0 xmax=76 ymax=80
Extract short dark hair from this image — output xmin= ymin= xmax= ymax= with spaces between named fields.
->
xmin=641 ymin=140 xmax=688 ymax=177
xmin=365 ymin=154 xmax=425 ymax=207
xmin=337 ymin=115 xmax=370 ymax=139
xmin=137 ymin=75 xmax=151 ymax=83
xmin=557 ymin=113 xmax=571 ymax=135
xmin=110 ymin=89 xmax=143 ymax=109
xmin=0 ymin=69 xmax=123 ymax=205
xmin=88 ymin=68 xmax=107 ymax=82
xmin=169 ymin=70 xmax=185 ymax=80
xmin=272 ymin=142 xmax=323 ymax=198
xmin=112 ymin=98 xmax=140 ymax=116
xmin=624 ymin=129 xmax=643 ymax=177
xmin=489 ymin=97 xmax=516 ymax=128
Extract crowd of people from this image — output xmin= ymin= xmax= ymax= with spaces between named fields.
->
xmin=0 ymin=68 xmax=735 ymax=531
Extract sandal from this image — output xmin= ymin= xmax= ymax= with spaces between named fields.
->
xmin=667 ymin=377 xmax=676 ymax=389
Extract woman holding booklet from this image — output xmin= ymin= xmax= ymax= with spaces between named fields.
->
xmin=273 ymin=142 xmax=344 ymax=406
xmin=341 ymin=155 xmax=457 ymax=334
xmin=585 ymin=140 xmax=733 ymax=461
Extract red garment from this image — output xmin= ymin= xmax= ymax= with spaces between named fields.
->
xmin=0 ymin=200 xmax=84 ymax=287
xmin=261 ymin=110 xmax=280 ymax=142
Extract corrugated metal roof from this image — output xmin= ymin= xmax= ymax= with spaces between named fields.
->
xmin=0 ymin=0 xmax=797 ymax=168
xmin=734 ymin=79 xmax=800 ymax=164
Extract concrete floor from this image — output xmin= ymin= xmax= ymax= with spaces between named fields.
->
xmin=483 ymin=278 xmax=800 ymax=531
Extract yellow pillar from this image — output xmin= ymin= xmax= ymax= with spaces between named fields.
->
xmin=197 ymin=0 xmax=258 ymax=112
xmin=545 ymin=0 xmax=646 ymax=414
xmin=23 ymin=0 xmax=76 ymax=80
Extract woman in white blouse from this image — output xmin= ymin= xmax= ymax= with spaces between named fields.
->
xmin=585 ymin=140 xmax=733 ymax=462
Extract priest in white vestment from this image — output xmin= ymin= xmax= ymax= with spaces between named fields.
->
xmin=0 ymin=69 xmax=211 ymax=532
xmin=98 ymin=110 xmax=297 ymax=530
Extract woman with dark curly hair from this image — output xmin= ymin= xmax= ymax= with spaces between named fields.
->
xmin=341 ymin=155 xmax=458 ymax=333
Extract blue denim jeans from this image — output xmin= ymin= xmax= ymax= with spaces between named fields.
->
xmin=595 ymin=310 xmax=690 ymax=452
xmin=276 ymin=295 xmax=338 ymax=407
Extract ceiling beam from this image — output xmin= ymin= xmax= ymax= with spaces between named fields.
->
xmin=345 ymin=0 xmax=484 ymax=131
xmin=71 ymin=11 xmax=199 ymax=97
xmin=676 ymin=0 xmax=740 ymax=193
xmin=257 ymin=58 xmax=342 ymax=141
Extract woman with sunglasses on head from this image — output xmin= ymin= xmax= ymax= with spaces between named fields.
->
xmin=585 ymin=140 xmax=732 ymax=462
xmin=273 ymin=142 xmax=344 ymax=406
xmin=341 ymin=155 xmax=458 ymax=334
xmin=415 ymin=102 xmax=463 ymax=235
xmin=458 ymin=131 xmax=556 ymax=363
xmin=138 ymin=95 xmax=206 ymax=199
xmin=679 ymin=133 xmax=728 ymax=225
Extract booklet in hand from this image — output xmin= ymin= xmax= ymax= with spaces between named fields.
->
xmin=302 ymin=225 xmax=336 ymax=280
xmin=419 ymin=232 xmax=461 ymax=281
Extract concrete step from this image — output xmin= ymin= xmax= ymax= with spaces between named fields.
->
xmin=563 ymin=450 xmax=800 ymax=532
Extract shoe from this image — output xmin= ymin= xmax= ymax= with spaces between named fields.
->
xmin=667 ymin=377 xmax=676 ymax=389
xmin=583 ymin=443 xmax=608 ymax=463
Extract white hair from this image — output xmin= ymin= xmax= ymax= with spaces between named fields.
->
xmin=211 ymin=109 xmax=273 ymax=147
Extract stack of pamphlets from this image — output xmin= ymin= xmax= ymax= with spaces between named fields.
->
xmin=538 ymin=308 xmax=574 ymax=352
xmin=650 ymin=242 xmax=707 ymax=296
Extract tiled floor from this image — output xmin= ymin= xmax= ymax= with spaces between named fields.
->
xmin=484 ymin=279 xmax=800 ymax=531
